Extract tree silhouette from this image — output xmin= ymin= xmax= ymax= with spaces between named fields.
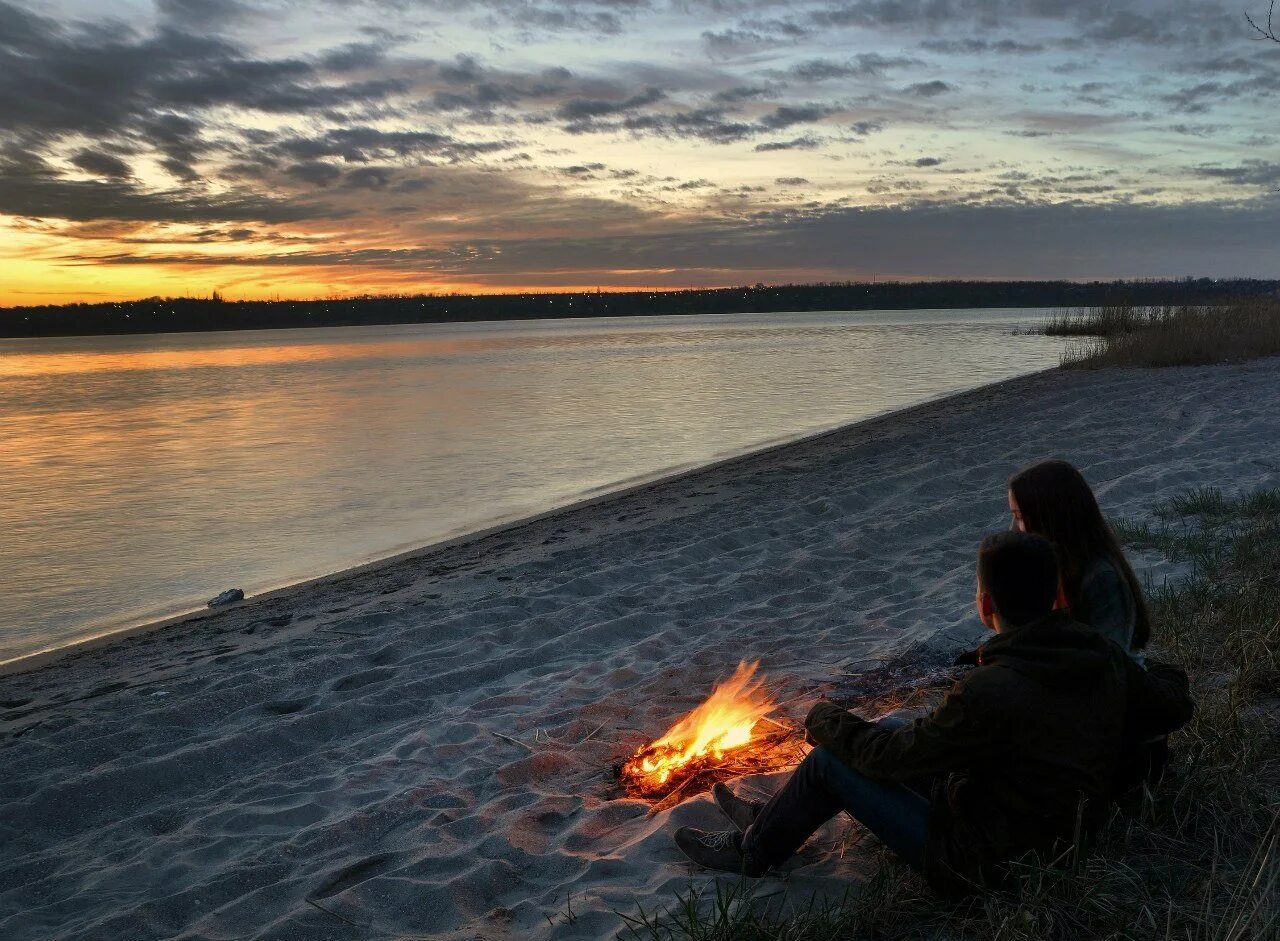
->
xmin=1246 ymin=2 xmax=1279 ymax=42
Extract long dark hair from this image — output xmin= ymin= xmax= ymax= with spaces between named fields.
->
xmin=1008 ymin=459 xmax=1151 ymax=649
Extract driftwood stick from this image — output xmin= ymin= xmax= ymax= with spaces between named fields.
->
xmin=488 ymin=730 xmax=534 ymax=752
xmin=305 ymin=898 xmax=358 ymax=927
xmin=752 ymin=722 xmax=793 ymax=737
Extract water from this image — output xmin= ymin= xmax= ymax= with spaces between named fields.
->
xmin=0 ymin=308 xmax=1068 ymax=662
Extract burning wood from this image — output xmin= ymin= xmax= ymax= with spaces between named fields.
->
xmin=620 ymin=661 xmax=800 ymax=804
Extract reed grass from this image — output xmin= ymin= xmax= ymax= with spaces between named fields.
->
xmin=1057 ymin=298 xmax=1280 ymax=368
xmin=622 ymin=487 xmax=1280 ymax=941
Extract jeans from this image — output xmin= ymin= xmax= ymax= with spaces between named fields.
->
xmin=740 ymin=716 xmax=929 ymax=871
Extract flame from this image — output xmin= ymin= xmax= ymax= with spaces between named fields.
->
xmin=622 ymin=661 xmax=774 ymax=793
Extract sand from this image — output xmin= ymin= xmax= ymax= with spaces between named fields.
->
xmin=2 ymin=359 xmax=1279 ymax=940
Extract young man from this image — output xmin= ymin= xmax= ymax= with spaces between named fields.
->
xmin=674 ymin=531 xmax=1193 ymax=896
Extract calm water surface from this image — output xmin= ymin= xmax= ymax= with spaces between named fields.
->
xmin=0 ymin=309 xmax=1068 ymax=662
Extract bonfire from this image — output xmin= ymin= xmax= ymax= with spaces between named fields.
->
xmin=619 ymin=662 xmax=804 ymax=810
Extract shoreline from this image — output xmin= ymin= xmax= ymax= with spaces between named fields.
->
xmin=0 ymin=367 xmax=1055 ymax=677
xmin=4 ymin=357 xmax=1278 ymax=941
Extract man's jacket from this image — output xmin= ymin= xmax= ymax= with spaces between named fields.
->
xmin=805 ymin=611 xmax=1193 ymax=897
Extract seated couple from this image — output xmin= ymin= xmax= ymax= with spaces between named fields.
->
xmin=673 ymin=530 xmax=1194 ymax=897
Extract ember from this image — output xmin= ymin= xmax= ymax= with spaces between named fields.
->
xmin=621 ymin=661 xmax=780 ymax=798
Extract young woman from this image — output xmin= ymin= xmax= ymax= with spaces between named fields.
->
xmin=1007 ymin=459 xmax=1151 ymax=656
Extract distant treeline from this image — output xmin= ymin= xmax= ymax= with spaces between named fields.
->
xmin=4 ymin=279 xmax=1279 ymax=338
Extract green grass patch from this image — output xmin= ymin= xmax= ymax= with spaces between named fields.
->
xmin=624 ymin=488 xmax=1280 ymax=940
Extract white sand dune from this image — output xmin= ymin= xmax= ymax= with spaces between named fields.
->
xmin=2 ymin=360 xmax=1278 ymax=940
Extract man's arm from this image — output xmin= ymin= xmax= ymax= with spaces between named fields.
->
xmin=804 ymin=682 xmax=992 ymax=782
xmin=1123 ymin=656 xmax=1193 ymax=739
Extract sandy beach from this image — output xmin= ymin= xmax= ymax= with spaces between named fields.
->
xmin=2 ymin=359 xmax=1278 ymax=941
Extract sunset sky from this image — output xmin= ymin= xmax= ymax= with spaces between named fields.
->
xmin=1 ymin=0 xmax=1278 ymax=304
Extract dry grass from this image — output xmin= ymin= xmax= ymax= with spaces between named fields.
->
xmin=1059 ymin=298 xmax=1280 ymax=368
xmin=622 ymin=487 xmax=1280 ymax=941
xmin=1043 ymin=303 xmax=1152 ymax=337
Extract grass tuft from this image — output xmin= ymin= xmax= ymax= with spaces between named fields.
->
xmin=625 ymin=487 xmax=1280 ymax=940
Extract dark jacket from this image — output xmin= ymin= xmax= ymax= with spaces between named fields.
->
xmin=1076 ymin=556 xmax=1139 ymax=655
xmin=805 ymin=611 xmax=1192 ymax=897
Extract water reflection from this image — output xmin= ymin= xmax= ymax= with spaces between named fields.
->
xmin=0 ymin=309 xmax=1066 ymax=661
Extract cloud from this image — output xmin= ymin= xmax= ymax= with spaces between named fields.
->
xmin=319 ymin=41 xmax=391 ymax=72
xmin=904 ymin=80 xmax=954 ymax=97
xmin=754 ymin=135 xmax=822 ymax=151
xmin=785 ymin=53 xmax=919 ymax=81
xmin=848 ymin=119 xmax=885 ymax=136
xmin=284 ymin=160 xmax=344 ymax=187
xmin=343 ymin=165 xmax=397 ymax=189
xmin=758 ymin=104 xmax=834 ymax=130
xmin=1195 ymin=161 xmax=1280 ymax=188
xmin=69 ymin=149 xmax=133 ymax=179
xmin=557 ymin=87 xmax=665 ymax=121
xmin=264 ymin=126 xmax=513 ymax=163
xmin=155 ymin=0 xmax=253 ymax=27
xmin=4 ymin=0 xmax=1277 ymax=295
xmin=0 ymin=170 xmax=331 ymax=224
xmin=0 ymin=0 xmax=414 ymax=196
xmin=920 ymin=38 xmax=1044 ymax=54
xmin=59 ymin=201 xmax=1280 ymax=284
xmin=412 ymin=0 xmax=638 ymax=35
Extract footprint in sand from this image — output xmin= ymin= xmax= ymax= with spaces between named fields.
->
xmin=332 ymin=667 xmax=397 ymax=692
xmin=310 ymin=853 xmax=397 ymax=900
xmin=262 ymin=697 xmax=313 ymax=715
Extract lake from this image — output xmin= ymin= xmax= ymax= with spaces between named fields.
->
xmin=0 ymin=308 xmax=1068 ymax=663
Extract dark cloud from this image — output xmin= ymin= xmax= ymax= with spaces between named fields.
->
xmin=418 ymin=0 xmax=638 ymax=35
xmin=775 ymin=176 xmax=809 ymax=185
xmin=284 ymin=161 xmax=344 ymax=187
xmin=69 ymin=149 xmax=133 ymax=179
xmin=848 ymin=119 xmax=884 ymax=136
xmin=1160 ymin=71 xmax=1279 ymax=114
xmin=559 ymin=162 xmax=608 ymax=175
xmin=265 ymin=126 xmax=513 ymax=163
xmin=319 ymin=41 xmax=390 ymax=72
xmin=0 ymin=0 xmax=415 ymax=200
xmin=1167 ymin=124 xmax=1222 ymax=138
xmin=1195 ymin=161 xmax=1280 ymax=188
xmin=343 ymin=166 xmax=397 ymax=189
xmin=425 ymin=58 xmax=580 ymax=113
xmin=701 ymin=28 xmax=769 ymax=56
xmin=714 ymin=85 xmax=773 ymax=103
xmin=618 ymin=108 xmax=756 ymax=142
xmin=904 ymin=80 xmax=954 ymax=97
xmin=758 ymin=104 xmax=834 ymax=129
xmin=0 ymin=170 xmax=331 ymax=224
xmin=913 ymin=156 xmax=943 ymax=167
xmin=62 ymin=201 xmax=1280 ymax=283
xmin=557 ymin=87 xmax=665 ymax=121
xmin=785 ymin=53 xmax=920 ymax=81
xmin=921 ymin=38 xmax=1043 ymax=54
xmin=754 ymin=135 xmax=822 ymax=151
